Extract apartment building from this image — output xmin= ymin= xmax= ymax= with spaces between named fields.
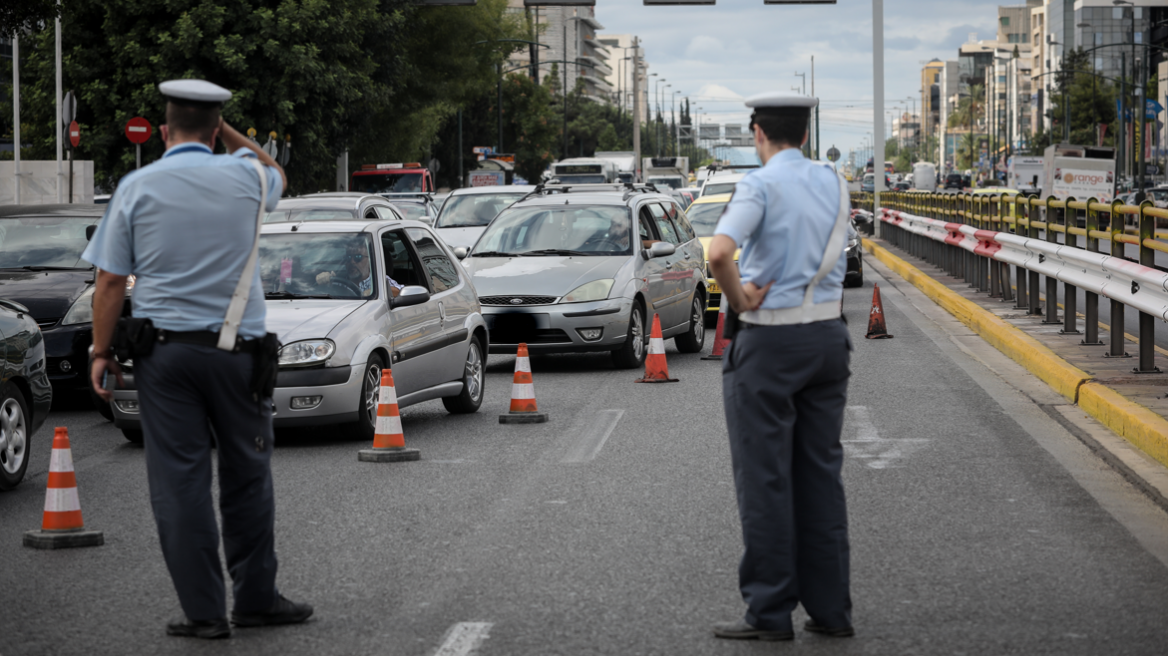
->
xmin=506 ymin=2 xmax=612 ymax=104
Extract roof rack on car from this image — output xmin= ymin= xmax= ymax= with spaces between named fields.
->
xmin=518 ymin=182 xmax=661 ymax=203
xmin=379 ymin=192 xmax=433 ymax=200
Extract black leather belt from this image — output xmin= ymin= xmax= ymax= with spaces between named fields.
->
xmin=156 ymin=329 xmax=261 ymax=353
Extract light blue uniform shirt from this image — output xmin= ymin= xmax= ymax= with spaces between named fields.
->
xmin=83 ymin=144 xmax=283 ymax=338
xmin=714 ymin=148 xmax=845 ymax=309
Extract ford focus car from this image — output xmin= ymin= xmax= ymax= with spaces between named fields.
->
xmin=458 ymin=184 xmax=707 ymax=369
xmin=110 ymin=219 xmax=487 ymax=443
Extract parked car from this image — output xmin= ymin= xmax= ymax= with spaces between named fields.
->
xmin=262 ymin=193 xmax=405 ymax=223
xmin=0 ymin=298 xmax=53 ymax=491
xmin=433 ymin=186 xmax=536 ymax=250
xmin=458 ymin=184 xmax=707 ymax=369
xmin=110 ymin=219 xmax=488 ymax=442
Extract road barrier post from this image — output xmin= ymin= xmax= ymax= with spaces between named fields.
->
xmin=1015 ymin=195 xmax=1030 ymax=310
xmin=1136 ymin=201 xmax=1159 ymax=373
xmin=1060 ymin=197 xmax=1081 ymax=335
xmin=1106 ymin=199 xmax=1131 ymax=357
xmin=999 ymin=193 xmax=1013 ymax=302
xmin=1042 ymin=197 xmax=1061 ymax=324
xmin=964 ymin=194 xmax=974 ymax=285
xmin=989 ymin=194 xmax=1002 ymax=298
xmin=1082 ymin=198 xmax=1104 ymax=345
xmin=1028 ymin=197 xmax=1042 ymax=316
xmin=977 ymin=196 xmax=989 ymax=293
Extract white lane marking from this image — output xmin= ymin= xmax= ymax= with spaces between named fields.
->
xmin=432 ymin=622 xmax=492 ymax=656
xmin=561 ymin=409 xmax=624 ymax=463
xmin=842 ymin=406 xmax=929 ymax=469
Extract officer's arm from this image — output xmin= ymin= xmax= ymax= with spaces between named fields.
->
xmin=710 ymin=236 xmax=766 ymax=313
xmin=219 ymin=120 xmax=287 ymax=192
xmin=90 ymin=270 xmax=128 ymax=401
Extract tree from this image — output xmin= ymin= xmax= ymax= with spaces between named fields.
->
xmin=0 ymin=0 xmax=59 ymax=36
xmin=948 ymin=84 xmax=984 ymax=131
xmin=1048 ymin=47 xmax=1117 ymax=148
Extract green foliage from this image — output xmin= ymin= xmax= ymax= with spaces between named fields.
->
xmin=947 ymin=84 xmax=984 ymax=130
xmin=497 ymin=73 xmax=557 ymax=183
xmin=0 ymin=0 xmax=59 ymax=37
xmin=1048 ymin=47 xmax=1118 ymax=149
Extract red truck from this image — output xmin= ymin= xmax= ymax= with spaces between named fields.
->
xmin=351 ymin=163 xmax=434 ymax=193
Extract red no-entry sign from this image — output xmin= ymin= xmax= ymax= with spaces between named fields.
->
xmin=125 ymin=117 xmax=152 ymax=144
xmin=68 ymin=121 xmax=80 ymax=148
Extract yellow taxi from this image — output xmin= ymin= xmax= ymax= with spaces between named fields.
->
xmin=970 ymin=186 xmax=1020 ymax=222
xmin=684 ymin=193 xmax=739 ymax=313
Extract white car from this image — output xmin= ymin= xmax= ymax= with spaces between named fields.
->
xmin=433 ymin=186 xmax=535 ymax=250
xmin=700 ymin=172 xmax=748 ymax=197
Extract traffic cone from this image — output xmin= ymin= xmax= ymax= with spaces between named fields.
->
xmin=500 ymin=343 xmax=548 ymax=424
xmin=635 ymin=314 xmax=680 ymax=383
xmin=23 ymin=427 xmax=104 ymax=549
xmin=865 ymin=284 xmax=894 ymax=339
xmin=358 ymin=369 xmax=420 ymax=462
xmin=701 ymin=295 xmax=731 ymax=361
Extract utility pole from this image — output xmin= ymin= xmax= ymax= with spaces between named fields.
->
xmin=873 ymin=0 xmax=885 ymax=235
xmin=632 ymin=38 xmax=641 ymax=181
xmin=55 ymin=8 xmax=63 ymax=202
xmin=12 ymin=34 xmax=20 ymax=205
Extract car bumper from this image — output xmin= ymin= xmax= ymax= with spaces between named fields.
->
xmin=706 ymin=278 xmax=722 ymax=312
xmin=111 ymin=365 xmax=363 ymax=430
xmin=847 ymin=250 xmax=862 ymax=275
xmin=41 ymin=322 xmax=93 ymax=390
xmin=482 ymin=298 xmax=634 ymax=354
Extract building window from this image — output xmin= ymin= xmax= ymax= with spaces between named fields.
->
xmin=1114 ymin=7 xmax=1123 ymax=20
xmin=1094 ymin=33 xmax=1103 ymax=46
xmin=1135 ymin=32 xmax=1143 ymax=44
xmin=1001 ymin=16 xmax=1010 ymax=27
xmin=1095 ymin=57 xmax=1103 ymax=70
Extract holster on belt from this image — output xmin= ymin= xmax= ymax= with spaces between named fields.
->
xmin=112 ymin=317 xmax=156 ymax=360
xmin=722 ymin=306 xmax=740 ymax=340
xmin=250 ymin=332 xmax=281 ymax=402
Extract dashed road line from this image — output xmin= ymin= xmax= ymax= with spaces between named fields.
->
xmin=432 ymin=622 xmax=493 ymax=656
xmin=561 ymin=409 xmax=624 ymax=463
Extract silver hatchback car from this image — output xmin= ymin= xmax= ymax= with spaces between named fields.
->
xmin=111 ymin=219 xmax=488 ymax=441
xmin=458 ymin=184 xmax=707 ymax=369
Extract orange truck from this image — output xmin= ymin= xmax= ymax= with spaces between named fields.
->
xmin=351 ymin=163 xmax=435 ymax=193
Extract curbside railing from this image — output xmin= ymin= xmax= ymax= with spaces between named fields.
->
xmin=851 ymin=190 xmax=1168 ymax=374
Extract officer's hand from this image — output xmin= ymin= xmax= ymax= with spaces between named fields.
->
xmin=90 ymin=356 xmax=124 ymax=403
xmin=741 ymin=281 xmax=773 ymax=312
xmin=315 ymin=271 xmax=333 ymax=285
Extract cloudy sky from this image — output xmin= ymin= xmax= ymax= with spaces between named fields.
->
xmin=596 ymin=0 xmax=999 ymax=165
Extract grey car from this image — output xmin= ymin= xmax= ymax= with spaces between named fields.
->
xmin=458 ymin=184 xmax=707 ymax=369
xmin=433 ymin=186 xmax=535 ymax=250
xmin=262 ymin=193 xmax=407 ymax=223
xmin=110 ymin=220 xmax=488 ymax=441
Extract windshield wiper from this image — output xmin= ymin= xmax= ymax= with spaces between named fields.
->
xmin=0 ymin=265 xmax=92 ymax=271
xmin=517 ymin=249 xmax=593 ymax=256
xmin=471 ymin=251 xmax=516 ymax=257
xmin=264 ymin=291 xmax=337 ymax=299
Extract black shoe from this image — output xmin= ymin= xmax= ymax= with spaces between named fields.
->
xmin=804 ymin=619 xmax=855 ymax=637
xmin=712 ymin=620 xmax=794 ymax=641
xmin=166 ymin=617 xmax=231 ymax=639
xmin=231 ymin=594 xmax=314 ymax=627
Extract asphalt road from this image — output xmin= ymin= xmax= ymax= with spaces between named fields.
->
xmin=2 ymin=264 xmax=1168 ymax=655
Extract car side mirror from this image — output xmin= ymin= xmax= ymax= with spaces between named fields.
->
xmin=642 ymin=241 xmax=676 ymax=260
xmin=452 ymin=246 xmax=469 ymax=260
xmin=85 ymin=225 xmax=97 ymax=241
xmin=392 ymin=285 xmax=430 ymax=308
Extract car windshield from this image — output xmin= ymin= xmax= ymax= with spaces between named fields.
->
xmin=685 ymin=202 xmax=727 ymax=237
xmin=703 ymin=182 xmax=736 ymax=196
xmin=264 ymin=208 xmax=357 ymax=223
xmin=473 ymin=205 xmax=633 ymax=256
xmin=392 ymin=203 xmax=430 ymax=222
xmin=259 ymin=232 xmax=376 ymax=300
xmin=351 ymin=172 xmax=424 ymax=193
xmin=436 ymin=193 xmax=526 ymax=228
xmin=0 ymin=217 xmax=96 ymax=268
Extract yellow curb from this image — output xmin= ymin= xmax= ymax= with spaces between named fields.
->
xmin=863 ymin=238 xmax=1090 ymax=402
xmin=1078 ymin=383 xmax=1168 ymax=469
xmin=864 ymin=237 xmax=1168 ymax=470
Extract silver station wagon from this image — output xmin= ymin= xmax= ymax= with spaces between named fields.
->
xmin=458 ymin=184 xmax=707 ymax=369
xmin=111 ymin=219 xmax=488 ymax=442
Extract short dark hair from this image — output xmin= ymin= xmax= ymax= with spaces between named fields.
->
xmin=751 ymin=112 xmax=808 ymax=148
xmin=165 ymin=103 xmax=220 ymax=142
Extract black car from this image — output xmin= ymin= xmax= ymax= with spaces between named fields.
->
xmin=944 ymin=173 xmax=964 ymax=190
xmin=845 ymin=221 xmax=863 ymax=288
xmin=0 ymin=298 xmax=53 ymax=491
xmin=0 ymin=205 xmax=108 ymax=401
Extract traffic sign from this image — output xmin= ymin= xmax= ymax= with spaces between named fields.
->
xmin=124 ymin=117 xmax=152 ymax=144
xmin=68 ymin=121 xmax=80 ymax=148
xmin=826 ymin=146 xmax=840 ymax=162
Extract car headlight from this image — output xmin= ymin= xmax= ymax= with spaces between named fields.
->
xmin=278 ymin=339 xmax=336 ymax=367
xmin=560 ymin=278 xmax=614 ymax=304
xmin=61 ymin=286 xmax=96 ymax=325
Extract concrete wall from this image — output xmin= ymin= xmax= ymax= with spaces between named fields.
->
xmin=0 ymin=161 xmax=95 ymax=205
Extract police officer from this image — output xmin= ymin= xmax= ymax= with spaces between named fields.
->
xmin=87 ymin=80 xmax=312 ymax=639
xmin=708 ymin=93 xmax=854 ymax=641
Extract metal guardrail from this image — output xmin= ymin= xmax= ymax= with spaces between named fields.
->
xmin=851 ymin=191 xmax=1168 ymax=374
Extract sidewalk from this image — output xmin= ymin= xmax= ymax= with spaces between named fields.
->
xmin=863 ymin=236 xmax=1168 ymax=503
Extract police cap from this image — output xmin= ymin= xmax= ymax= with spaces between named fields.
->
xmin=159 ymin=79 xmax=232 ymax=109
xmin=745 ymin=92 xmax=818 ymax=119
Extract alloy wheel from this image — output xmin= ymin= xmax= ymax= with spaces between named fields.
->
xmin=465 ymin=343 xmax=483 ymax=403
xmin=0 ymin=397 xmax=27 ymax=476
xmin=364 ymin=363 xmax=382 ymax=425
xmin=692 ymin=299 xmax=705 ymax=344
xmin=631 ymin=309 xmax=645 ymax=360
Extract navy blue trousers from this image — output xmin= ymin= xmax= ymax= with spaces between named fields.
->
xmin=136 ymin=342 xmax=278 ymax=621
xmin=722 ymin=319 xmax=852 ymax=632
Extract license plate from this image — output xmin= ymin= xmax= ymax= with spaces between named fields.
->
xmin=708 ymin=282 xmax=721 ymax=294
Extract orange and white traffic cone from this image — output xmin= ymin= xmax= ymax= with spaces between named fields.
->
xmin=701 ymin=295 xmax=731 ymax=361
xmin=23 ymin=427 xmax=104 ymax=549
xmin=500 ymin=343 xmax=548 ymax=424
xmin=865 ymin=284 xmax=894 ymax=339
xmin=358 ymin=369 xmax=420 ymax=462
xmin=635 ymin=314 xmax=680 ymax=383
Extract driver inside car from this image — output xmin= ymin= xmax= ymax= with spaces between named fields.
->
xmin=315 ymin=240 xmax=402 ymax=297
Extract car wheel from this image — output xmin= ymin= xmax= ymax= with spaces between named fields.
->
xmin=611 ymin=301 xmax=647 ymax=369
xmin=346 ymin=352 xmax=386 ymax=442
xmin=122 ymin=429 xmax=143 ymax=445
xmin=674 ymin=294 xmax=706 ymax=353
xmin=0 ymin=383 xmax=30 ymax=491
xmin=442 ymin=337 xmax=485 ymax=414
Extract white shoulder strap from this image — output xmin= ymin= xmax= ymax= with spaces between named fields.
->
xmin=801 ymin=171 xmax=850 ymax=310
xmin=217 ymin=157 xmax=268 ymax=351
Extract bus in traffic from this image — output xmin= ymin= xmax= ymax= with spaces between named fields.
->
xmin=550 ymin=158 xmax=618 ymax=184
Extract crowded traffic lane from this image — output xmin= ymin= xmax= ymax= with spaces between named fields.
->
xmin=2 ymin=273 xmax=1168 ymax=654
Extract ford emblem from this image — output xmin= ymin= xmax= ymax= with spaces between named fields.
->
xmin=509 ymin=298 xmax=523 ymax=305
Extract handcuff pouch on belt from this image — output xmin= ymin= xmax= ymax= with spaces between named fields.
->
xmin=112 ymin=317 xmax=156 ymax=360
xmin=250 ymin=332 xmax=280 ymax=401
